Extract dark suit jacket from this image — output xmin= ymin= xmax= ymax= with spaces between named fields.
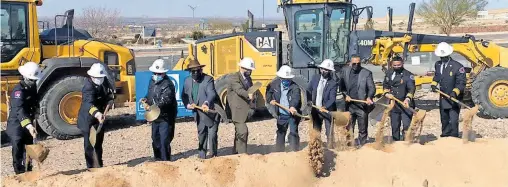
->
xmin=339 ymin=66 xmax=376 ymax=111
xmin=307 ymin=74 xmax=337 ymax=111
xmin=265 ymin=77 xmax=302 ymax=117
xmin=226 ymin=72 xmax=252 ymax=123
xmin=182 ymin=74 xmax=218 ymax=126
xmin=432 ymin=59 xmax=466 ymax=109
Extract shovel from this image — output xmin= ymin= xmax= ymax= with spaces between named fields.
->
xmin=345 ymin=99 xmax=393 ymax=148
xmin=89 ymin=104 xmax=111 ymax=168
xmin=436 ymin=90 xmax=479 ymax=143
xmin=141 ymin=100 xmax=161 ymax=122
xmin=272 ymin=102 xmax=311 ymax=119
xmin=388 ymin=97 xmax=427 ymax=144
xmin=311 ymin=105 xmax=351 ymax=149
xmin=193 ymin=104 xmax=230 ymax=124
xmin=25 ymin=120 xmax=50 ymax=171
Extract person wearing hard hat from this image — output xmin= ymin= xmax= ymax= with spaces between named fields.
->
xmin=339 ymin=55 xmax=375 ymax=146
xmin=266 ymin=65 xmax=302 ymax=152
xmin=6 ymin=62 xmax=41 ymax=174
xmin=307 ymin=59 xmax=338 ymax=147
xmin=182 ymin=59 xmax=220 ymax=159
xmin=382 ymin=56 xmax=416 ymax=141
xmin=226 ymin=57 xmax=256 ymax=154
xmin=431 ymin=42 xmax=466 ymax=138
xmin=140 ymin=59 xmax=177 ymax=161
xmin=77 ymin=63 xmax=114 ymax=168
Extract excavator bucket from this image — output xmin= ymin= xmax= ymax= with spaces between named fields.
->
xmin=26 ymin=144 xmax=50 ymax=163
xmin=462 ymin=105 xmax=479 ymax=143
xmin=405 ymin=109 xmax=427 ymax=144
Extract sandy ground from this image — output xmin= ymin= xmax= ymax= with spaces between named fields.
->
xmin=1 ymin=92 xmax=508 ymax=186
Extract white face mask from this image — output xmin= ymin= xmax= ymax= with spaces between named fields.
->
xmin=91 ymin=77 xmax=104 ymax=85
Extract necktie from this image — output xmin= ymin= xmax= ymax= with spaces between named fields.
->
xmin=391 ymin=72 xmax=396 ymax=80
xmin=441 ymin=62 xmax=448 ymax=74
xmin=316 ymin=79 xmax=325 ymax=107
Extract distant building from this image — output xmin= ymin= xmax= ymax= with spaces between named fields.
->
xmin=477 ymin=11 xmax=489 ymax=19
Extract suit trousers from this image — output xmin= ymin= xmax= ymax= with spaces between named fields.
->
xmin=276 ymin=115 xmax=300 ymax=152
xmin=440 ymin=107 xmax=460 ymax=137
xmin=196 ymin=115 xmax=219 ymax=158
xmin=390 ymin=108 xmax=413 ymax=141
xmin=233 ymin=121 xmax=249 ymax=154
xmin=81 ymin=123 xmax=105 ymax=168
xmin=347 ymin=104 xmax=369 ymax=145
xmin=7 ymin=125 xmax=33 ymax=174
xmin=152 ymin=120 xmax=175 ymax=161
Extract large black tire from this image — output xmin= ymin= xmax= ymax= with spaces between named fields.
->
xmin=472 ymin=67 xmax=508 ymax=119
xmin=38 ymin=76 xmax=86 ymax=140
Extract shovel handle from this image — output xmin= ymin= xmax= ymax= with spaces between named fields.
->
xmin=436 ymin=90 xmax=471 ymax=109
xmin=273 ymin=102 xmax=310 ymax=119
xmin=193 ymin=104 xmax=217 ymax=113
xmin=391 ymin=97 xmax=418 ymax=113
xmin=349 ymin=99 xmax=389 ymax=108
xmin=96 ymin=104 xmax=112 ymax=133
xmin=312 ymin=104 xmax=329 ymax=113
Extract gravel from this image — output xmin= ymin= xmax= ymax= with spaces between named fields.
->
xmin=1 ymin=92 xmax=507 ymax=177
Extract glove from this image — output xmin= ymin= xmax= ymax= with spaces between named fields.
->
xmin=431 ymin=85 xmax=438 ymax=92
xmin=26 ymin=124 xmax=37 ymax=138
xmin=450 ymin=92 xmax=457 ymax=99
xmin=95 ymin=112 xmax=104 ymax=121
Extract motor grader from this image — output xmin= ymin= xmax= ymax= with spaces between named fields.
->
xmin=174 ymin=0 xmax=508 ymax=119
xmin=1 ymin=0 xmax=137 ymax=140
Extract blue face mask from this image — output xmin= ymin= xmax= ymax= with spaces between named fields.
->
xmin=152 ymin=74 xmax=163 ymax=82
xmin=282 ymin=79 xmax=291 ymax=88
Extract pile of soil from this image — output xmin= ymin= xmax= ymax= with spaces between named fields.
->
xmin=3 ymin=138 xmax=507 ymax=187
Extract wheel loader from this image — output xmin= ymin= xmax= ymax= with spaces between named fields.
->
xmin=173 ymin=0 xmax=508 ymax=119
xmin=1 ymin=0 xmax=137 ymax=140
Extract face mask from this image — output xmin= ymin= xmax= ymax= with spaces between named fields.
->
xmin=191 ymin=69 xmax=202 ymax=80
xmin=281 ymin=79 xmax=291 ymax=88
xmin=244 ymin=70 xmax=252 ymax=77
xmin=152 ymin=74 xmax=163 ymax=82
xmin=91 ymin=77 xmax=104 ymax=85
xmin=24 ymin=77 xmax=36 ymax=88
xmin=440 ymin=56 xmax=450 ymax=62
xmin=321 ymin=69 xmax=331 ymax=78
xmin=352 ymin=63 xmax=361 ymax=71
xmin=393 ymin=67 xmax=403 ymax=73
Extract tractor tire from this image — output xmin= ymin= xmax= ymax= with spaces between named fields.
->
xmin=472 ymin=67 xmax=508 ymax=119
xmin=38 ymin=76 xmax=86 ymax=140
xmin=214 ymin=74 xmax=255 ymax=121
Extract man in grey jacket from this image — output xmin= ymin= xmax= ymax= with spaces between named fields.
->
xmin=182 ymin=59 xmax=219 ymax=159
xmin=339 ymin=54 xmax=376 ymax=146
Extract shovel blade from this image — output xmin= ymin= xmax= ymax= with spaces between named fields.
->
xmin=89 ymin=126 xmax=97 ymax=147
xmin=26 ymin=144 xmax=50 ymax=163
xmin=247 ymin=82 xmax=262 ymax=95
xmin=331 ymin=111 xmax=351 ymax=127
xmin=145 ymin=104 xmax=161 ymax=122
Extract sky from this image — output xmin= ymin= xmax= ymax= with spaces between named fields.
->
xmin=37 ymin=0 xmax=508 ymax=19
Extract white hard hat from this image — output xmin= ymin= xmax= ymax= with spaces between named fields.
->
xmin=238 ymin=57 xmax=255 ymax=70
xmin=434 ymin=42 xmax=453 ymax=57
xmin=149 ymin=59 xmax=169 ymax=73
xmin=87 ymin=63 xmax=107 ymax=78
xmin=318 ymin=59 xmax=335 ymax=71
xmin=276 ymin=65 xmax=295 ymax=79
xmin=18 ymin=62 xmax=42 ymax=80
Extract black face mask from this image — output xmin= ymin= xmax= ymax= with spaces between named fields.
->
xmin=394 ymin=67 xmax=403 ymax=73
xmin=320 ymin=69 xmax=331 ymax=78
xmin=244 ymin=70 xmax=252 ymax=77
xmin=352 ymin=63 xmax=361 ymax=71
xmin=191 ymin=69 xmax=203 ymax=80
xmin=23 ymin=78 xmax=36 ymax=89
xmin=440 ymin=56 xmax=450 ymax=62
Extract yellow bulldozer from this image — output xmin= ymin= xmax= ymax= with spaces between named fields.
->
xmin=1 ymin=0 xmax=136 ymax=140
xmin=173 ymin=0 xmax=508 ymax=119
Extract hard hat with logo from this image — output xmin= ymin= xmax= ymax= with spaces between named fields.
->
xmin=318 ymin=59 xmax=335 ymax=71
xmin=434 ymin=42 xmax=453 ymax=57
xmin=18 ymin=62 xmax=42 ymax=80
xmin=238 ymin=57 xmax=255 ymax=70
xmin=276 ymin=65 xmax=295 ymax=79
xmin=149 ymin=59 xmax=169 ymax=73
xmin=87 ymin=63 xmax=107 ymax=78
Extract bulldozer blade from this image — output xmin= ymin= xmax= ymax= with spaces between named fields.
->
xmin=462 ymin=105 xmax=479 ymax=143
xmin=405 ymin=109 xmax=427 ymax=144
xmin=26 ymin=144 xmax=50 ymax=163
xmin=247 ymin=82 xmax=262 ymax=95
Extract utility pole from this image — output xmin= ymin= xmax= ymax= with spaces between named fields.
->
xmin=262 ymin=0 xmax=265 ymax=24
xmin=188 ymin=5 xmax=197 ymax=19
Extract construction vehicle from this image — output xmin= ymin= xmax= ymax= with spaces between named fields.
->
xmin=174 ymin=0 xmax=508 ymax=119
xmin=1 ymin=0 xmax=137 ymax=140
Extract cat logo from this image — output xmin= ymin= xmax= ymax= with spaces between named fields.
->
xmin=358 ymin=39 xmax=374 ymax=46
xmin=256 ymin=37 xmax=275 ymax=49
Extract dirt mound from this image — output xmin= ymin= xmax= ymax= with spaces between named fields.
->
xmin=2 ymin=138 xmax=507 ymax=187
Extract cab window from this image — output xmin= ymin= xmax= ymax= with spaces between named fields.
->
xmin=295 ymin=9 xmax=324 ymax=63
xmin=1 ymin=2 xmax=28 ymax=63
